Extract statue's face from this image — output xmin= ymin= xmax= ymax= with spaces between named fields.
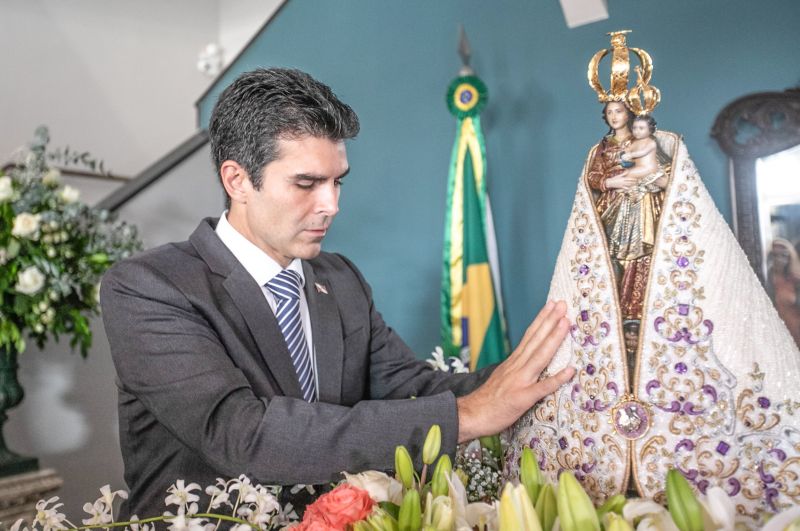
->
xmin=632 ymin=120 xmax=650 ymax=140
xmin=604 ymin=102 xmax=630 ymax=131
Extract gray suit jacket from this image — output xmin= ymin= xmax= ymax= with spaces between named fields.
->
xmin=101 ymin=218 xmax=492 ymax=516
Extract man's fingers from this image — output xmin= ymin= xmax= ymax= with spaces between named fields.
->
xmin=516 ymin=300 xmax=555 ymax=350
xmin=518 ymin=302 xmax=567 ymax=363
xmin=530 ymin=365 xmax=576 ymax=400
xmin=527 ymin=317 xmax=570 ymax=375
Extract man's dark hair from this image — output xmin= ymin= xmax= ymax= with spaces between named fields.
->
xmin=209 ymin=68 xmax=360 ymax=204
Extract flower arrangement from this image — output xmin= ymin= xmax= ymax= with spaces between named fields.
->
xmin=0 ymin=127 xmax=140 ymax=356
xmin=11 ymin=425 xmax=800 ymax=531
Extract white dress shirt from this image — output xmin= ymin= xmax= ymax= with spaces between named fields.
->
xmin=215 ymin=212 xmax=318 ymax=399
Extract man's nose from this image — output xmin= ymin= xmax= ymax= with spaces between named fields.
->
xmin=316 ymin=182 xmax=339 ymax=216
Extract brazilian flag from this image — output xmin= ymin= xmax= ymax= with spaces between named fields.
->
xmin=441 ymin=75 xmax=510 ymax=371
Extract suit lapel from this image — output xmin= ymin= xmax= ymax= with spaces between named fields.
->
xmin=303 ymin=261 xmax=343 ymax=403
xmin=190 ymin=218 xmax=303 ymax=399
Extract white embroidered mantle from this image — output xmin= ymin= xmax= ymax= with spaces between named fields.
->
xmin=505 ymin=131 xmax=800 ymax=526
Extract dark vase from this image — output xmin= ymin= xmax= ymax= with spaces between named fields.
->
xmin=0 ymin=346 xmax=38 ymax=476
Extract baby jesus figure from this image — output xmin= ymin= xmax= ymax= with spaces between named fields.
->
xmin=619 ymin=114 xmax=665 ymax=191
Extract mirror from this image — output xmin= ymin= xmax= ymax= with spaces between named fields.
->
xmin=712 ymin=87 xmax=800 ymax=346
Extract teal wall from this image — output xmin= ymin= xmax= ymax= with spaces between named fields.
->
xmin=198 ymin=0 xmax=800 ymax=356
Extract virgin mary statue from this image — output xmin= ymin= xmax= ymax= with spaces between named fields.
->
xmin=505 ymin=31 xmax=800 ymax=526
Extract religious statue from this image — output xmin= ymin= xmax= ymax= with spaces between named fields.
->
xmin=505 ymin=31 xmax=800 ymax=528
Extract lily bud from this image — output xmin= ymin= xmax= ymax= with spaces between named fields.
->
xmin=455 ymin=468 xmax=470 ymax=488
xmin=666 ymin=469 xmax=703 ymax=531
xmin=556 ymin=471 xmax=600 ymax=531
xmin=498 ymin=483 xmax=542 ymax=531
xmin=431 ymin=455 xmax=452 ymax=497
xmin=604 ymin=512 xmax=634 ymax=531
xmin=368 ymin=508 xmax=399 ymax=531
xmin=596 ymin=494 xmax=626 ymax=521
xmin=398 ymin=489 xmax=422 ymax=531
xmin=423 ymin=425 xmax=442 ymax=465
xmin=395 ymin=445 xmax=415 ymax=489
xmin=352 ymin=521 xmax=374 ymax=531
xmin=534 ymin=483 xmax=557 ymax=531
xmin=520 ymin=447 xmax=544 ymax=505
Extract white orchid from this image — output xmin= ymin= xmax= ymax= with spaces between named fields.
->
xmin=128 ymin=515 xmax=152 ymax=531
xmin=9 ymin=519 xmax=30 ymax=531
xmin=165 ymin=480 xmax=202 ymax=509
xmin=205 ymin=478 xmax=231 ymax=509
xmin=428 ymin=346 xmax=450 ymax=371
xmin=163 ymin=504 xmax=206 ymax=531
xmin=343 ymin=470 xmax=403 ymax=504
xmin=427 ymin=346 xmax=470 ymax=373
xmin=11 ymin=212 xmax=41 ymax=238
xmin=33 ymin=496 xmax=68 ymax=531
xmin=623 ymin=498 xmax=679 ymax=531
xmin=82 ymin=499 xmax=112 ymax=526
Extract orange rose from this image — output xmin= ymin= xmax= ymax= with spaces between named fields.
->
xmin=302 ymin=484 xmax=375 ymax=530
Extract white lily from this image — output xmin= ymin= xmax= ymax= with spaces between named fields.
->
xmin=447 ymin=469 xmax=497 ymax=531
xmin=623 ymin=498 xmax=679 ymax=531
xmin=698 ymin=486 xmax=735 ymax=531
xmin=343 ymin=470 xmax=403 ymax=504
xmin=761 ymin=506 xmax=800 ymax=531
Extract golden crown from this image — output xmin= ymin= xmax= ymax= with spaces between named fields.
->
xmin=588 ymin=30 xmax=661 ymax=115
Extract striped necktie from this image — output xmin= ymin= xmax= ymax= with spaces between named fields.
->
xmin=266 ymin=269 xmax=316 ymax=402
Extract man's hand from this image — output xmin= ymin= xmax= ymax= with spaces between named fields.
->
xmin=456 ymin=301 xmax=575 ymax=442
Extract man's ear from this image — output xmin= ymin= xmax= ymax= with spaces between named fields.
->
xmin=220 ymin=160 xmax=251 ymax=205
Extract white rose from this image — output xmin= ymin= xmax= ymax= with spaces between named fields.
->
xmin=15 ymin=266 xmax=45 ymax=295
xmin=58 ymin=185 xmax=80 ymax=204
xmin=42 ymin=168 xmax=61 ymax=185
xmin=342 ymin=470 xmax=403 ymax=504
xmin=11 ymin=213 xmax=41 ymax=238
xmin=0 ymin=176 xmax=12 ymax=201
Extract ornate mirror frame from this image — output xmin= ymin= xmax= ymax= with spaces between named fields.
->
xmin=711 ymin=87 xmax=800 ymax=284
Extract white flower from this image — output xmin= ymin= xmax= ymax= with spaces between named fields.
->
xmin=699 ymin=486 xmax=735 ymax=531
xmin=343 ymin=470 xmax=403 ymax=504
xmin=58 ymin=185 xmax=80 ymax=203
xmin=15 ymin=266 xmax=46 ymax=295
xmin=82 ymin=499 xmax=112 ymax=525
xmin=128 ymin=515 xmax=152 ymax=531
xmin=761 ymin=506 xmax=800 ymax=531
xmin=623 ymin=498 xmax=679 ymax=531
xmin=0 ymin=248 xmax=8 ymax=265
xmin=0 ymin=176 xmax=12 ymax=201
xmin=165 ymin=480 xmax=202 ymax=509
xmin=446 ymin=470 xmax=497 ymax=531
xmin=34 ymin=496 xmax=68 ymax=531
xmin=427 ymin=346 xmax=450 ymax=371
xmin=42 ymin=168 xmax=61 ymax=185
xmin=11 ymin=212 xmax=41 ymax=238
xmin=164 ymin=504 xmax=205 ymax=531
xmin=205 ymin=479 xmax=231 ymax=509
xmin=9 ymin=520 xmax=30 ymax=531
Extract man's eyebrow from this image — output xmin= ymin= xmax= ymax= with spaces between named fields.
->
xmin=292 ymin=168 xmax=350 ymax=181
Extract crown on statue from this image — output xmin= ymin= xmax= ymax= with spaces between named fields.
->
xmin=588 ymin=30 xmax=661 ymax=115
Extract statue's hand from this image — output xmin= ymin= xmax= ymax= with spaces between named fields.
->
xmin=606 ymin=173 xmax=638 ymax=190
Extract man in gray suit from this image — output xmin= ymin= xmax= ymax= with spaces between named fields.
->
xmin=101 ymin=68 xmax=574 ymax=516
